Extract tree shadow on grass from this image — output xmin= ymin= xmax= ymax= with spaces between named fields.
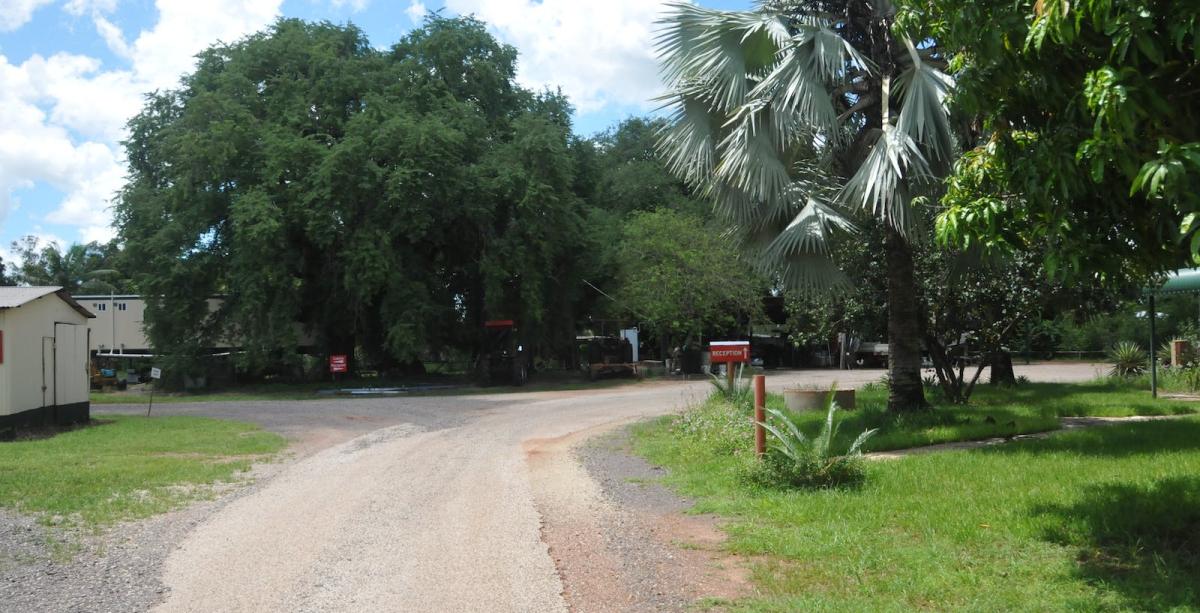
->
xmin=985 ymin=418 xmax=1200 ymax=458
xmin=1031 ymin=476 xmax=1200 ymax=610
xmin=971 ymin=381 xmax=1198 ymax=417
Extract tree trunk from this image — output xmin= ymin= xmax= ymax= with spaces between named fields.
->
xmin=885 ymin=227 xmax=927 ymax=411
xmin=989 ymin=350 xmax=1016 ymax=386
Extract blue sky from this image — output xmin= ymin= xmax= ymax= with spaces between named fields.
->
xmin=0 ymin=0 xmax=751 ymax=260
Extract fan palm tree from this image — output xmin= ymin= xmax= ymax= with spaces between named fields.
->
xmin=656 ymin=0 xmax=955 ymax=411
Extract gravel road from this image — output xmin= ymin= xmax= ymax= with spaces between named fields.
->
xmin=2 ymin=363 xmax=1104 ymax=612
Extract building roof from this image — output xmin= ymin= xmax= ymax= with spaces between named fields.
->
xmin=0 ymin=287 xmax=95 ymax=318
xmin=1147 ymin=268 xmax=1200 ymax=296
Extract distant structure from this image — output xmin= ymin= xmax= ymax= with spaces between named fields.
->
xmin=73 ymin=295 xmax=313 ymax=359
xmin=74 ymin=295 xmax=231 ymax=357
xmin=0 ymin=287 xmax=94 ymax=431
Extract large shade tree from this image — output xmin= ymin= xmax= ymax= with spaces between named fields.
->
xmin=117 ymin=18 xmax=588 ymax=376
xmin=656 ymin=0 xmax=956 ymax=410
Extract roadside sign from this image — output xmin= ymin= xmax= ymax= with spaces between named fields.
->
xmin=150 ymin=367 xmax=162 ymax=380
xmin=329 ymin=354 xmax=348 ymax=373
xmin=709 ymin=341 xmax=750 ymax=364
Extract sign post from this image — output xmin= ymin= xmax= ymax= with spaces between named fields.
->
xmin=147 ymin=367 xmax=162 ymax=417
xmin=329 ymin=354 xmax=348 ymax=382
xmin=709 ymin=341 xmax=751 ymax=390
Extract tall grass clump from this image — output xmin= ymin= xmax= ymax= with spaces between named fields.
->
xmin=708 ymin=363 xmax=752 ymax=407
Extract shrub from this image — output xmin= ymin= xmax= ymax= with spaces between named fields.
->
xmin=1108 ymin=341 xmax=1148 ymax=377
xmin=744 ymin=393 xmax=878 ymax=489
xmin=674 ymin=396 xmax=751 ymax=456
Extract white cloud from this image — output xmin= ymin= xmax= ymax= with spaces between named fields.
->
xmin=63 ymin=0 xmax=118 ymax=16
xmin=127 ymin=0 xmax=283 ymax=91
xmin=444 ymin=0 xmax=671 ymax=113
xmin=0 ymin=0 xmax=55 ymax=31
xmin=332 ymin=0 xmax=369 ymax=11
xmin=0 ymin=0 xmax=284 ymax=244
xmin=405 ymin=0 xmax=426 ymax=23
xmin=93 ymin=15 xmax=134 ymax=59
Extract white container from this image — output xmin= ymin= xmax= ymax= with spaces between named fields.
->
xmin=783 ymin=388 xmax=856 ymax=412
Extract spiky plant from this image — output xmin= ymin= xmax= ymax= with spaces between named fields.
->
xmin=753 ymin=390 xmax=878 ymax=488
xmin=1108 ymin=341 xmax=1147 ymax=378
xmin=656 ymin=1 xmax=956 ymax=411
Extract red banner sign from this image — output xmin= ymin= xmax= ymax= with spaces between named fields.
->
xmin=329 ymin=354 xmax=348 ymax=373
xmin=709 ymin=341 xmax=750 ymax=364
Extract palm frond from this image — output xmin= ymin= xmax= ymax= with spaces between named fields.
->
xmin=656 ymin=92 xmax=721 ymax=188
xmin=840 ymin=129 xmax=931 ymax=231
xmin=813 ymin=396 xmax=837 ymax=456
xmin=714 ymin=102 xmax=793 ymax=203
xmin=793 ymin=22 xmax=872 ymax=82
xmin=762 ymin=196 xmax=857 ymax=261
xmin=746 ymin=43 xmax=839 ymax=140
xmin=772 ymin=252 xmax=849 ymax=292
xmin=894 ymin=39 xmax=955 ymax=163
xmin=656 ymin=4 xmax=788 ymax=112
xmin=846 ymin=427 xmax=879 ymax=455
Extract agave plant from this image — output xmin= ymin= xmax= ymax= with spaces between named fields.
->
xmin=1108 ymin=341 xmax=1147 ymax=377
xmin=656 ymin=1 xmax=957 ymax=412
xmin=755 ymin=391 xmax=878 ymax=488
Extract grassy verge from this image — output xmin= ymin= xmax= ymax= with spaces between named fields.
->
xmin=635 ymin=383 xmax=1200 ymax=610
xmin=0 ymin=416 xmax=286 ymax=527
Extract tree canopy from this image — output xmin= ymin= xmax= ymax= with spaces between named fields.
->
xmin=116 ymin=18 xmax=596 ymax=373
xmin=613 ymin=208 xmax=764 ymax=348
xmin=905 ymin=0 xmax=1200 ymax=279
xmin=6 ymin=237 xmax=126 ymax=293
xmin=115 ymin=17 xmax=753 ymax=378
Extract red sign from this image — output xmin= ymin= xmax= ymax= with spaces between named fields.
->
xmin=709 ymin=341 xmax=750 ymax=364
xmin=329 ymin=354 xmax=348 ymax=373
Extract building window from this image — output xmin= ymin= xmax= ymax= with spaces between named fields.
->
xmin=93 ymin=303 xmax=107 ymax=311
xmin=116 ymin=303 xmax=127 ymax=311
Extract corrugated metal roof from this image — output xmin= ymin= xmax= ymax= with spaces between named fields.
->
xmin=0 ymin=286 xmax=62 ymax=308
xmin=0 ymin=286 xmax=95 ymax=318
xmin=1149 ymin=268 xmax=1200 ymax=295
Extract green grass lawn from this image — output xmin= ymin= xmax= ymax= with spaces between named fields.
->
xmin=636 ymin=383 xmax=1200 ymax=611
xmin=0 ymin=416 xmax=286 ymax=527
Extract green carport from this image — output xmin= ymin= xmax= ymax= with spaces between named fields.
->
xmin=1146 ymin=268 xmax=1200 ymax=397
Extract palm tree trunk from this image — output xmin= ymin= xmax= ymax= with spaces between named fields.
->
xmin=885 ymin=226 xmax=927 ymax=411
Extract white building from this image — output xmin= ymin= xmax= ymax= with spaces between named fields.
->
xmin=0 ymin=287 xmax=94 ymax=432
xmin=75 ymin=294 xmax=152 ymax=355
xmin=74 ymin=295 xmax=314 ymax=357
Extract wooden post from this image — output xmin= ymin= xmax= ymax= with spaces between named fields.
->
xmin=726 ymin=362 xmax=735 ymax=392
xmin=753 ymin=374 xmax=766 ymax=457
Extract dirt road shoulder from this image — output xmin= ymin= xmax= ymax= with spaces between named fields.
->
xmin=526 ymin=423 xmax=752 ymax=612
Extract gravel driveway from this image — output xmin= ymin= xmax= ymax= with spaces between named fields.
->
xmin=2 ymin=363 xmax=1105 ymax=612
